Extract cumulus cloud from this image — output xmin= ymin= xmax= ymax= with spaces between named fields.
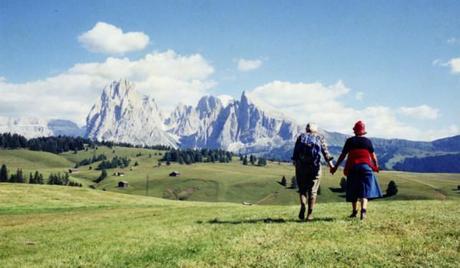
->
xmin=399 ymin=105 xmax=439 ymax=120
xmin=237 ymin=58 xmax=263 ymax=71
xmin=246 ymin=80 xmax=455 ymax=140
xmin=0 ymin=50 xmax=215 ymax=125
xmin=78 ymin=22 xmax=150 ymax=54
xmin=447 ymin=58 xmax=460 ymax=73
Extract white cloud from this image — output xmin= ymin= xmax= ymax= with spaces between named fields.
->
xmin=237 ymin=58 xmax=263 ymax=71
xmin=0 ymin=50 xmax=215 ymax=125
xmin=217 ymin=95 xmax=234 ymax=107
xmin=447 ymin=58 xmax=460 ymax=73
xmin=355 ymin=91 xmax=364 ymax=101
xmin=246 ymin=80 xmax=456 ymax=140
xmin=78 ymin=22 xmax=150 ymax=54
xmin=399 ymin=105 xmax=439 ymax=120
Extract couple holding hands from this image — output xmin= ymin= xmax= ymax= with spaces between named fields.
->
xmin=292 ymin=121 xmax=382 ymax=221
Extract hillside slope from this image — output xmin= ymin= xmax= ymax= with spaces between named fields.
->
xmin=0 ymin=184 xmax=458 ymax=267
xmin=1 ymin=147 xmax=459 ymax=204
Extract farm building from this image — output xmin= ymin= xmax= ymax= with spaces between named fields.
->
xmin=68 ymin=168 xmax=79 ymax=174
xmin=169 ymin=171 xmax=181 ymax=177
xmin=118 ymin=181 xmax=128 ymax=188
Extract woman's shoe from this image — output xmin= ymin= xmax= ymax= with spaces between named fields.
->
xmin=360 ymin=209 xmax=367 ymax=220
xmin=349 ymin=210 xmax=358 ymax=218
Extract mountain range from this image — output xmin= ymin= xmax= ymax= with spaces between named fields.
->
xmin=2 ymin=79 xmax=459 ymax=172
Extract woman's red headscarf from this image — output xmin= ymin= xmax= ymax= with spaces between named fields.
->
xmin=353 ymin=121 xmax=367 ymax=136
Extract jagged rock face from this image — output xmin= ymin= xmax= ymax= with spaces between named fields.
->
xmin=85 ymin=80 xmax=178 ymax=147
xmin=166 ymin=91 xmax=300 ymax=151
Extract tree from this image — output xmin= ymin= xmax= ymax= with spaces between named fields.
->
xmin=242 ymin=156 xmax=248 ymax=165
xmin=290 ymin=176 xmax=297 ymax=189
xmin=340 ymin=177 xmax=347 ymax=192
xmin=29 ymin=173 xmax=34 ymax=184
xmin=386 ymin=180 xmax=398 ymax=196
xmin=257 ymin=157 xmax=267 ymax=166
xmin=134 ymin=161 xmax=139 ymax=166
xmin=95 ymin=169 xmax=108 ymax=183
xmin=10 ymin=169 xmax=25 ymax=183
xmin=280 ymin=176 xmax=287 ymax=186
xmin=0 ymin=164 xmax=8 ymax=182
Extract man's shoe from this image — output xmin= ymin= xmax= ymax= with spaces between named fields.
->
xmin=306 ymin=213 xmax=314 ymax=221
xmin=298 ymin=206 xmax=306 ymax=220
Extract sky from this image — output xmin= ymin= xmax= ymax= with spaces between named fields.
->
xmin=1 ymin=0 xmax=460 ymax=140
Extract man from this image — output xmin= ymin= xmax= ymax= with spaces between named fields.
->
xmin=292 ymin=123 xmax=334 ymax=221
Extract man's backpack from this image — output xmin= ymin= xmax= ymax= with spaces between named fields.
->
xmin=297 ymin=133 xmax=322 ymax=170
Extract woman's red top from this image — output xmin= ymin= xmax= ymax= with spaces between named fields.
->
xmin=342 ymin=136 xmax=378 ymax=176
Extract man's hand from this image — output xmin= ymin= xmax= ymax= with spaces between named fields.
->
xmin=330 ymin=166 xmax=337 ymax=175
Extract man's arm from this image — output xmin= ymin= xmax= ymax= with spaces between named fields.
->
xmin=291 ymin=135 xmax=302 ymax=164
xmin=319 ymin=136 xmax=334 ymax=168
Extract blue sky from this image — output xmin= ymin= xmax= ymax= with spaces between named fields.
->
xmin=1 ymin=0 xmax=459 ymax=140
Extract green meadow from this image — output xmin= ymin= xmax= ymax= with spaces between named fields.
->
xmin=1 ymin=146 xmax=459 ymax=204
xmin=0 ymin=184 xmax=459 ymax=267
xmin=0 ymin=147 xmax=459 ymax=266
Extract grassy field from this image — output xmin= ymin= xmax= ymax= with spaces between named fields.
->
xmin=0 ymin=147 xmax=459 ymax=205
xmin=0 ymin=184 xmax=459 ymax=267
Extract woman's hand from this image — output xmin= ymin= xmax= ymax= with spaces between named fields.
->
xmin=330 ymin=166 xmax=337 ymax=175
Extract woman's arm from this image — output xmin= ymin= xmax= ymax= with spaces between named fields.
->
xmin=330 ymin=152 xmax=346 ymax=174
xmin=371 ymin=152 xmax=379 ymax=171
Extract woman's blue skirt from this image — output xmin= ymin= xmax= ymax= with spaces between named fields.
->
xmin=346 ymin=163 xmax=383 ymax=202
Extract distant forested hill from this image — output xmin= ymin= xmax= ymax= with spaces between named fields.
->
xmin=393 ymin=153 xmax=460 ymax=173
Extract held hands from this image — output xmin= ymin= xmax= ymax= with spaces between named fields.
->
xmin=328 ymin=161 xmax=337 ymax=175
xmin=330 ymin=166 xmax=338 ymax=175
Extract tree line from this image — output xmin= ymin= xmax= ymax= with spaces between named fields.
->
xmin=0 ymin=133 xmax=90 ymax=153
xmin=240 ymin=154 xmax=267 ymax=166
xmin=96 ymin=156 xmax=131 ymax=170
xmin=161 ymin=148 xmax=233 ymax=164
xmin=0 ymin=133 xmax=171 ymax=155
xmin=0 ymin=164 xmax=82 ymax=187
xmin=75 ymin=154 xmax=108 ymax=168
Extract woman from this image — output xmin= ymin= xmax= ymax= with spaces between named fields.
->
xmin=331 ymin=121 xmax=382 ymax=220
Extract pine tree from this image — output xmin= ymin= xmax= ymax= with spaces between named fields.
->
xmin=14 ymin=169 xmax=25 ymax=183
xmin=0 ymin=164 xmax=8 ymax=182
xmin=29 ymin=172 xmax=33 ymax=184
xmin=280 ymin=176 xmax=287 ymax=186
xmin=242 ymin=156 xmax=248 ymax=165
xmin=290 ymin=176 xmax=297 ymax=189
xmin=95 ymin=169 xmax=108 ymax=183
xmin=386 ymin=180 xmax=398 ymax=196
xmin=37 ymin=173 xmax=44 ymax=184
xmin=257 ymin=157 xmax=267 ymax=166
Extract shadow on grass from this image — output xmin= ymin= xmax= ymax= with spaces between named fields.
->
xmin=199 ymin=217 xmax=336 ymax=224
xmin=329 ymin=187 xmax=344 ymax=193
